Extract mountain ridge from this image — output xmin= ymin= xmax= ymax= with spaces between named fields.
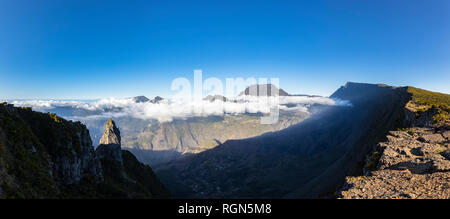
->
xmin=155 ymin=82 xmax=442 ymax=198
xmin=0 ymin=104 xmax=170 ymax=198
xmin=1 ymin=82 xmax=448 ymax=199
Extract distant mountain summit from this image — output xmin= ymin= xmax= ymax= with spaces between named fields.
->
xmin=330 ymin=82 xmax=391 ymax=102
xmin=132 ymin=96 xmax=164 ymax=104
xmin=132 ymin=96 xmax=150 ymax=103
xmin=150 ymin=96 xmax=164 ymax=104
xmin=239 ymin=84 xmax=289 ymax=96
xmin=203 ymin=95 xmax=228 ymax=102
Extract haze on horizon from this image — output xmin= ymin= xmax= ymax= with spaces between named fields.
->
xmin=0 ymin=0 xmax=449 ymax=99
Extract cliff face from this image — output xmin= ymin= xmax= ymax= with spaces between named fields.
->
xmin=17 ymin=108 xmax=104 ymax=186
xmin=0 ymin=103 xmax=103 ymax=198
xmin=338 ymin=86 xmax=450 ymax=199
xmin=0 ymin=103 xmax=170 ymax=198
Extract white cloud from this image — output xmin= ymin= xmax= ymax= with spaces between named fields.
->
xmin=9 ymin=96 xmax=351 ymax=122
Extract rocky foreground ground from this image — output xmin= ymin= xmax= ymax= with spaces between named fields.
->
xmin=339 ymin=126 xmax=450 ymax=199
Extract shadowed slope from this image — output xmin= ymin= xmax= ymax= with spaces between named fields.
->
xmin=156 ymin=82 xmax=412 ymax=198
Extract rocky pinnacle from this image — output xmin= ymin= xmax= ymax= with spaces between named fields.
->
xmin=99 ymin=119 xmax=121 ymax=145
xmin=96 ymin=119 xmax=123 ymax=165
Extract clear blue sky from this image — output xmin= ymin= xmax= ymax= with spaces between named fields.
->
xmin=0 ymin=0 xmax=449 ymax=99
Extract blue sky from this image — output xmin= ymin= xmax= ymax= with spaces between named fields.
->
xmin=0 ymin=0 xmax=449 ymax=99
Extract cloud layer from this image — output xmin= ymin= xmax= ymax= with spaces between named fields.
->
xmin=8 ymin=96 xmax=351 ymax=122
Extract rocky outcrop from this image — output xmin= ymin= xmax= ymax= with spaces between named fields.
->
xmin=404 ymin=104 xmax=441 ymax=127
xmin=339 ymin=126 xmax=450 ymax=199
xmin=336 ymin=84 xmax=450 ymax=199
xmin=99 ymin=119 xmax=121 ymax=145
xmin=50 ymin=124 xmax=104 ymax=185
xmin=96 ymin=119 xmax=123 ymax=165
xmin=0 ymin=103 xmax=170 ymax=198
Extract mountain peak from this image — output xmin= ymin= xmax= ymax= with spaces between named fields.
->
xmin=239 ymin=84 xmax=289 ymax=96
xmin=99 ymin=119 xmax=121 ymax=145
xmin=96 ymin=119 xmax=123 ymax=165
xmin=150 ymin=96 xmax=164 ymax=103
xmin=132 ymin=96 xmax=150 ymax=103
xmin=331 ymin=82 xmax=401 ymax=103
xmin=203 ymin=94 xmax=228 ymax=102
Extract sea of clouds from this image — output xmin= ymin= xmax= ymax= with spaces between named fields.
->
xmin=6 ymin=96 xmax=351 ymax=122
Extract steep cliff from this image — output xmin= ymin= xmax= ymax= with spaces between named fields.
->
xmin=338 ymin=86 xmax=450 ymax=199
xmin=0 ymin=103 xmax=103 ymax=198
xmin=0 ymin=103 xmax=170 ymax=198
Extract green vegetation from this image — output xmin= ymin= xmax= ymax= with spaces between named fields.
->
xmin=407 ymin=87 xmax=450 ymax=107
xmin=0 ymin=104 xmax=59 ymax=198
xmin=435 ymin=147 xmax=447 ymax=154
xmin=407 ymin=86 xmax=450 ymax=124
xmin=48 ymin=112 xmax=62 ymax=123
xmin=397 ymin=127 xmax=415 ymax=135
